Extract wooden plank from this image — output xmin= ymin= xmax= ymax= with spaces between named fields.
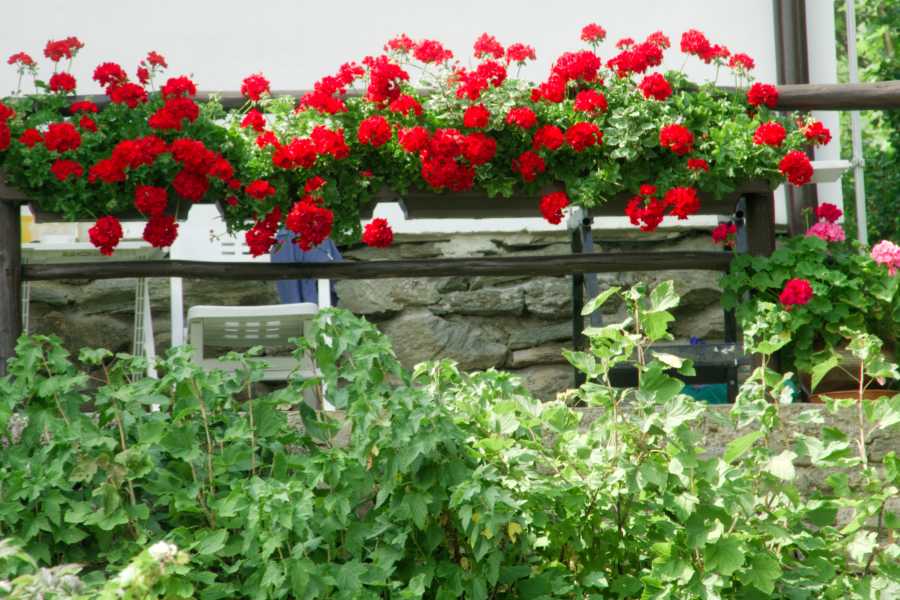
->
xmin=0 ymin=201 xmax=23 ymax=376
xmin=744 ymin=191 xmax=777 ymax=256
xmin=23 ymin=251 xmax=734 ymax=282
xmin=48 ymin=81 xmax=900 ymax=112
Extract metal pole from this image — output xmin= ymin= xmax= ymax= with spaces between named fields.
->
xmin=845 ymin=0 xmax=869 ymax=245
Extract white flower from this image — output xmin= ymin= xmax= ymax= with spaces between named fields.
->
xmin=147 ymin=541 xmax=178 ymax=562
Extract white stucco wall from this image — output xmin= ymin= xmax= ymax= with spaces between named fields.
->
xmin=5 ymin=0 xmax=842 ymax=237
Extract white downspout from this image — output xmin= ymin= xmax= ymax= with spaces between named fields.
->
xmin=845 ymin=0 xmax=869 ymax=245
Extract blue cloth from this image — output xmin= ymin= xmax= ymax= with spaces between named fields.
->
xmin=270 ymin=230 xmax=341 ymax=305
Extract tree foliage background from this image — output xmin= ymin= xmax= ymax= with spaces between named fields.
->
xmin=835 ymin=0 xmax=900 ymax=242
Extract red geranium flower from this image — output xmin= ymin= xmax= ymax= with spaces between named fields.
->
xmin=816 ymin=202 xmax=842 ymax=223
xmin=78 ymin=115 xmax=97 ymax=132
xmin=245 ymin=207 xmax=281 ymax=257
xmin=581 ymin=23 xmax=607 ymax=44
xmin=305 ymin=176 xmax=327 ymax=193
xmin=18 ymin=129 xmax=43 ymax=147
xmin=88 ymin=215 xmax=123 ymax=256
xmin=803 ymin=120 xmax=832 ymax=145
xmin=311 ymin=126 xmax=350 ymax=160
xmin=286 ymin=197 xmax=334 ymax=250
xmin=0 ymin=123 xmax=8 ymax=152
xmin=50 ymin=159 xmax=83 ymax=181
xmin=680 ymin=29 xmax=711 ymax=58
xmin=551 ymin=50 xmax=601 ymax=83
xmin=506 ymin=43 xmax=536 ymax=64
xmin=711 ymin=222 xmax=737 ymax=248
xmin=134 ymin=185 xmax=168 ymax=216
xmin=358 ymin=116 xmax=392 ymax=147
xmin=532 ymin=124 xmax=564 ymax=151
xmin=413 ymin=39 xmax=453 ymax=63
xmin=506 ymin=107 xmax=538 ymax=129
xmin=398 ymin=126 xmax=430 ymax=154
xmin=565 ymin=122 xmax=602 ymax=152
xmin=687 ymin=158 xmax=709 ymax=172
xmin=272 ymin=138 xmax=317 ymax=169
xmin=462 ymin=132 xmax=497 ymax=165
xmin=728 ymin=53 xmax=755 ymax=71
xmin=161 ymin=76 xmax=197 ymax=99
xmin=241 ymin=73 xmax=271 ymax=101
xmin=48 ymin=72 xmax=76 ymax=93
xmin=463 ymin=104 xmax=490 ymax=129
xmin=44 ymin=37 xmax=83 ymax=62
xmin=574 ymin=89 xmax=607 ymax=113
xmin=747 ymin=82 xmax=778 ymax=108
xmin=385 ymin=34 xmax=415 ymax=54
xmin=0 ymin=101 xmax=13 ymax=122
xmin=88 ymin=158 xmax=126 ymax=184
xmin=93 ymin=62 xmax=128 ymax=88
xmin=7 ymin=52 xmax=35 ymax=68
xmin=779 ymin=150 xmax=813 ymax=186
xmin=539 ymin=191 xmax=569 ymax=224
xmin=753 ymin=121 xmax=786 ymax=146
xmin=108 ymin=82 xmax=148 ymax=108
xmin=473 ymin=33 xmax=504 ymax=60
xmin=512 ymin=150 xmax=546 ymax=182
xmin=43 ymin=122 xmax=81 ymax=153
xmin=659 ymin=123 xmax=694 ymax=155
xmin=388 ymin=94 xmax=423 ymax=116
xmin=245 ymin=179 xmax=276 ymax=200
xmin=779 ymin=278 xmax=813 ymax=309
xmin=362 ymin=218 xmax=394 ymax=247
xmin=143 ymin=214 xmax=178 ymax=248
xmin=664 ymin=186 xmax=701 ymax=219
xmin=638 ymin=73 xmax=672 ymax=100
xmin=172 ymin=169 xmax=209 ymax=201
xmin=69 ymin=100 xmax=98 ymax=114
xmin=145 ymin=51 xmax=167 ymax=68
xmin=241 ymin=109 xmax=266 ymax=132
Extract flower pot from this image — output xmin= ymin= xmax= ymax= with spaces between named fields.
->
xmin=375 ymin=185 xmax=563 ymax=220
xmin=807 ymin=389 xmax=896 ymax=403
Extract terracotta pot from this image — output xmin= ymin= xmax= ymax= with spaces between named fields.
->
xmin=807 ymin=389 xmax=895 ymax=403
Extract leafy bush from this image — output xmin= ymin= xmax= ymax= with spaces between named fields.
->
xmin=1 ymin=289 xmax=899 ymax=598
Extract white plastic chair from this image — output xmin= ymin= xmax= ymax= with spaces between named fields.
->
xmin=169 ymin=208 xmax=331 ymax=382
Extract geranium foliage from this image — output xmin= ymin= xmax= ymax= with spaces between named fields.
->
xmin=1 ymin=28 xmax=829 ymax=255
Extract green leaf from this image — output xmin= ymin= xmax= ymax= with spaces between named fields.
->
xmin=194 ymin=529 xmax=228 ymax=556
xmin=765 ymin=450 xmax=797 ymax=481
xmin=650 ymin=280 xmax=680 ymax=312
xmin=703 ymin=536 xmax=745 ymax=576
xmin=810 ymin=355 xmax=840 ymax=391
xmin=581 ymin=286 xmax=621 ymax=316
xmin=722 ymin=430 xmax=764 ymax=464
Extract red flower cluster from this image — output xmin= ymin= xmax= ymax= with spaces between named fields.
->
xmin=109 ymin=82 xmax=148 ymax=108
xmin=803 ymin=120 xmax=832 ymax=145
xmin=658 ymin=124 xmax=693 ymax=155
xmin=417 ymin=129 xmax=477 ymax=191
xmin=463 ymin=104 xmax=490 ymax=129
xmin=473 ymin=33 xmax=504 ymax=60
xmin=50 ymin=159 xmax=83 ymax=181
xmin=711 ymin=222 xmax=737 ymax=248
xmin=816 ymin=202 xmax=842 ymax=223
xmin=245 ymin=207 xmax=282 ymax=257
xmin=18 ymin=129 xmax=42 ymax=148
xmin=44 ymin=37 xmax=83 ymax=62
xmin=149 ymin=96 xmax=200 ymax=130
xmin=70 ymin=100 xmax=98 ymax=114
xmin=88 ymin=215 xmax=123 ymax=255
xmin=512 ymin=150 xmax=545 ymax=182
xmin=286 ymin=196 xmax=334 ymax=250
xmin=728 ymin=53 xmax=755 ymax=71
xmin=687 ymin=158 xmax=709 ymax=171
xmin=625 ymin=184 xmax=701 ymax=231
xmin=752 ymin=121 xmax=786 ymax=146
xmin=779 ymin=278 xmax=813 ymax=309
xmin=78 ymin=116 xmax=97 ymax=132
xmin=462 ymin=132 xmax=497 ymax=165
xmin=358 ymin=115 xmax=393 ymax=147
xmin=364 ymin=55 xmax=410 ymax=105
xmin=606 ymin=32 xmax=666 ymax=77
xmin=43 ymin=122 xmax=82 ymax=153
xmin=93 ymin=62 xmax=128 ymax=87
xmin=413 ymin=39 xmax=453 ymax=63
xmin=311 ymin=126 xmax=350 ymax=159
xmin=550 ymin=50 xmax=601 ymax=84
xmin=298 ymin=62 xmax=361 ymax=113
xmin=246 ymin=179 xmax=276 ymax=200
xmin=241 ymin=109 xmax=266 ymax=132
xmin=679 ymin=30 xmax=730 ymax=64
xmin=0 ymin=102 xmax=13 ymax=151
xmin=388 ymin=94 xmax=423 ymax=116
xmin=747 ymin=83 xmax=778 ymax=108
xmin=573 ymin=89 xmax=607 ymax=113
xmin=506 ymin=106 xmax=537 ymax=129
xmin=778 ymin=150 xmax=813 ymax=186
xmin=134 ymin=185 xmax=168 ymax=216
xmin=539 ymin=191 xmax=569 ymax=224
xmin=565 ymin=122 xmax=602 ymax=152
xmin=455 ymin=60 xmax=508 ymax=100
xmin=533 ymin=125 xmax=564 ymax=151
xmin=638 ymin=73 xmax=672 ymax=100
xmin=506 ymin=43 xmax=536 ymax=64
xmin=143 ymin=214 xmax=178 ymax=248
xmin=241 ymin=73 xmax=271 ymax=102
xmin=48 ymin=72 xmax=76 ymax=93
xmin=272 ymin=138 xmax=317 ymax=169
xmin=7 ymin=52 xmax=36 ymax=68
xmin=362 ymin=218 xmax=394 ymax=247
xmin=581 ymin=23 xmax=607 ymax=45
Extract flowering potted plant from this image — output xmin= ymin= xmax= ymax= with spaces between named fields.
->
xmin=721 ymin=204 xmax=900 ymax=394
xmin=223 ymin=25 xmax=825 ymax=255
xmin=0 ymin=38 xmax=245 ymax=254
xmin=2 ymin=26 xmax=826 ymax=256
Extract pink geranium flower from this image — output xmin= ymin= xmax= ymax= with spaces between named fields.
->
xmin=805 ymin=221 xmax=845 ymax=242
xmin=871 ymin=240 xmax=900 ymax=275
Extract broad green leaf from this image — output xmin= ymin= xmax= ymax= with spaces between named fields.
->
xmin=582 ymin=286 xmax=621 ymax=315
xmin=703 ymin=536 xmax=745 ymax=576
xmin=765 ymin=450 xmax=797 ymax=481
xmin=194 ymin=529 xmax=228 ymax=556
xmin=810 ymin=355 xmax=840 ymax=391
xmin=722 ymin=430 xmax=764 ymax=464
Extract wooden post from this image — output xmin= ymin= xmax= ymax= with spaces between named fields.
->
xmin=743 ymin=192 xmax=777 ymax=256
xmin=0 ymin=200 xmax=22 ymax=377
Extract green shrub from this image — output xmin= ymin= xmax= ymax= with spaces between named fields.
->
xmin=0 ymin=286 xmax=898 ymax=598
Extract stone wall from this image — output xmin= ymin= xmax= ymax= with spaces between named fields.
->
xmin=25 ymin=227 xmax=728 ymax=398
